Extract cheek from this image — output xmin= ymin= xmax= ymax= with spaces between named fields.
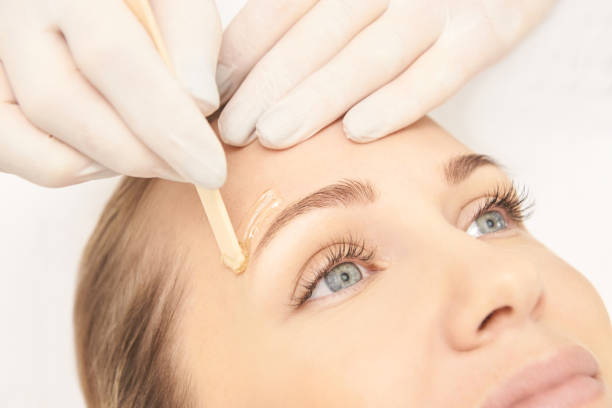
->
xmin=245 ymin=260 xmax=442 ymax=407
xmin=540 ymin=253 xmax=609 ymax=335
xmin=536 ymin=248 xmax=612 ymax=384
xmin=238 ymin=210 xmax=452 ymax=405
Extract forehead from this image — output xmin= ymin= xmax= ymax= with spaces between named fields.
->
xmin=145 ymin=118 xmax=471 ymax=250
xmin=220 ymin=118 xmax=470 ymax=220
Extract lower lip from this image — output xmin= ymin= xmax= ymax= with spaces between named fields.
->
xmin=512 ymin=374 xmax=604 ymax=408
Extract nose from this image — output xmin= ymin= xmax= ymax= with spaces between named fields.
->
xmin=442 ymin=245 xmax=546 ymax=351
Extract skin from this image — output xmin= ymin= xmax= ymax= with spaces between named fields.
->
xmin=144 ymin=117 xmax=612 ymax=407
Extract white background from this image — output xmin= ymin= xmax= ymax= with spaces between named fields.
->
xmin=0 ymin=1 xmax=610 ymax=406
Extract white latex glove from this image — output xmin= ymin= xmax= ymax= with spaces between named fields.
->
xmin=0 ymin=0 xmax=226 ymax=188
xmin=217 ymin=0 xmax=556 ymax=148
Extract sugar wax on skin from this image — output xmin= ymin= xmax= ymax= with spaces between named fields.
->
xmin=233 ymin=189 xmax=283 ymax=274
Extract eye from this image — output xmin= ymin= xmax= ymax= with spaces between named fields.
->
xmin=291 ymin=237 xmax=383 ymax=308
xmin=309 ymin=262 xmax=364 ymax=300
xmin=467 ymin=210 xmax=507 ymax=238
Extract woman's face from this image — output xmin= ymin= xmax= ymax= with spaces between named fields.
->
xmin=149 ymin=118 xmax=612 ymax=407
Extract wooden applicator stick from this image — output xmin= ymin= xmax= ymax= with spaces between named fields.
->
xmin=124 ymin=0 xmax=247 ymax=274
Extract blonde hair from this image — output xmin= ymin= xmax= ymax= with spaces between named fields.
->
xmin=74 ymin=177 xmax=194 ymax=407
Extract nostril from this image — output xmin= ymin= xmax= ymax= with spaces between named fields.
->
xmin=478 ymin=306 xmax=513 ymax=331
xmin=478 ymin=311 xmax=494 ymax=331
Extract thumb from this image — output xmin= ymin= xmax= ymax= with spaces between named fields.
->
xmin=151 ymin=0 xmax=222 ymax=115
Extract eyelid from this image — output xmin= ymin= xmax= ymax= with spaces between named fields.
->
xmin=294 ymin=260 xmax=385 ymax=309
xmin=456 ymin=195 xmax=492 ymax=231
xmin=290 ymin=237 xmax=385 ymax=308
xmin=455 ymin=182 xmax=532 ymax=232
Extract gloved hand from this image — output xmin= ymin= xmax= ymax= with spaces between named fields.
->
xmin=0 ymin=0 xmax=226 ymax=188
xmin=217 ymin=0 xmax=557 ymax=148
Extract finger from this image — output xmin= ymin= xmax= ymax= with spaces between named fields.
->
xmin=1 ymin=60 xmax=113 ymax=187
xmin=0 ymin=30 xmax=182 ymax=181
xmin=218 ymin=0 xmax=388 ymax=146
xmin=150 ymin=0 xmax=222 ymax=115
xmin=343 ymin=0 xmax=560 ymax=142
xmin=58 ymin=0 xmax=226 ymax=188
xmin=255 ymin=9 xmax=442 ymax=149
xmin=344 ymin=20 xmax=499 ymax=142
xmin=217 ymin=0 xmax=319 ymax=104
xmin=0 ymin=103 xmax=115 ymax=187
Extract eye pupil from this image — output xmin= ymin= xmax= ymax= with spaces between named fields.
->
xmin=486 ymin=218 xmax=495 ymax=228
xmin=341 ymin=272 xmax=350 ymax=282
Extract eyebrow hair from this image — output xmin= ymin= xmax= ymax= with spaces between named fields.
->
xmin=253 ymin=153 xmax=500 ymax=258
xmin=444 ymin=154 xmax=500 ymax=185
xmin=253 ymin=179 xmax=377 ymax=257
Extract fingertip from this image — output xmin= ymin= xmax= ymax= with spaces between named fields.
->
xmin=73 ymin=163 xmax=118 ymax=184
xmin=152 ymin=166 xmax=185 ymax=183
xmin=342 ymin=108 xmax=381 ymax=143
xmin=254 ymin=122 xmax=286 ymax=150
xmin=75 ymin=162 xmax=107 ymax=178
xmin=343 ymin=102 xmax=418 ymax=143
xmin=188 ymin=153 xmax=227 ymax=189
xmin=255 ymin=103 xmax=305 ymax=149
xmin=255 ymin=125 xmax=310 ymax=150
xmin=195 ymin=84 xmax=220 ymax=116
xmin=179 ymin=69 xmax=220 ymax=115
xmin=255 ymin=129 xmax=284 ymax=150
xmin=194 ymin=95 xmax=220 ymax=117
xmin=201 ymin=170 xmax=227 ymax=189
xmin=217 ymin=107 xmax=253 ymax=146
xmin=169 ymin=121 xmax=228 ymax=188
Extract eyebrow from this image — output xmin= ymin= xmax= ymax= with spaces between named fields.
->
xmin=253 ymin=153 xmax=500 ymax=257
xmin=253 ymin=179 xmax=377 ymax=257
xmin=445 ymin=153 xmax=500 ymax=185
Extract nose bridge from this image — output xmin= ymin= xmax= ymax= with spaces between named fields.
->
xmin=442 ymin=239 xmax=545 ymax=351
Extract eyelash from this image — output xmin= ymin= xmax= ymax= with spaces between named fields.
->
xmin=291 ymin=183 xmax=534 ymax=308
xmin=474 ymin=183 xmax=534 ymax=224
xmin=291 ymin=235 xmax=377 ymax=308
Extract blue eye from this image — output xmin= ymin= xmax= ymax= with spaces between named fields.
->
xmin=467 ymin=211 xmax=507 ymax=238
xmin=309 ymin=262 xmax=363 ymax=300
xmin=325 ymin=262 xmax=362 ymax=292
